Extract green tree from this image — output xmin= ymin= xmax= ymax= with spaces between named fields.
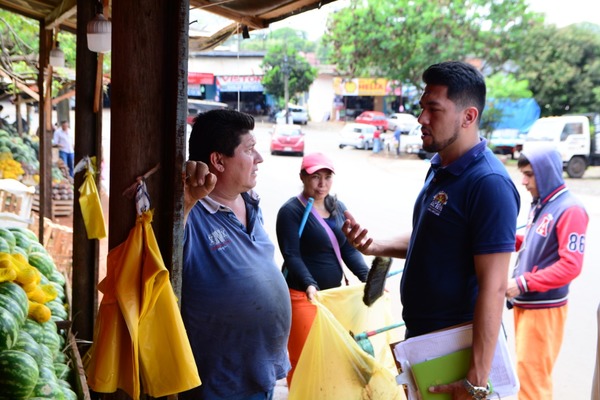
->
xmin=480 ymin=73 xmax=534 ymax=137
xmin=0 ymin=10 xmax=78 ymax=93
xmin=261 ymin=44 xmax=317 ymax=106
xmin=323 ymin=0 xmax=540 ymax=90
xmin=237 ymin=27 xmax=316 ymax=53
xmin=512 ymin=22 xmax=600 ymax=116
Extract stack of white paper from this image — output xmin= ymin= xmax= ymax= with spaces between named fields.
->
xmin=392 ymin=323 xmax=519 ymax=399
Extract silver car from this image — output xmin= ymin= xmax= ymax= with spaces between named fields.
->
xmin=338 ymin=123 xmax=377 ymax=150
xmin=387 ymin=112 xmax=418 ymax=133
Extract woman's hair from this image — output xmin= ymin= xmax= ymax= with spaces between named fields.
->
xmin=324 ymin=194 xmax=339 ymax=217
xmin=188 ymin=109 xmax=255 ymax=164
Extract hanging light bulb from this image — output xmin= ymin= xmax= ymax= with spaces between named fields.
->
xmin=49 ymin=41 xmax=65 ymax=68
xmin=87 ymin=7 xmax=112 ymax=53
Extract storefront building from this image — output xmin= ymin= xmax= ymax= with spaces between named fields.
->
xmin=332 ymin=77 xmax=402 ymax=121
xmin=188 ymin=50 xmax=274 ymax=116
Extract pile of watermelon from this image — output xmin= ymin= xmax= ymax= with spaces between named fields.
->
xmin=0 ymin=226 xmax=78 ymax=399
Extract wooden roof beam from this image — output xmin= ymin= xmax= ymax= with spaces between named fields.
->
xmin=45 ymin=0 xmax=77 ymax=30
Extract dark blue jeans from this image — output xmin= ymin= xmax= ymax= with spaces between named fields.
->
xmin=59 ymin=150 xmax=74 ymax=177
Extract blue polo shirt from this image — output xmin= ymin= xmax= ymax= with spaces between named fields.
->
xmin=181 ymin=191 xmax=291 ymax=399
xmin=400 ymin=139 xmax=520 ymax=338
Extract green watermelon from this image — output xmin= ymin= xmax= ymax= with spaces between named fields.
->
xmin=56 ymin=378 xmax=72 ymax=390
xmin=7 ymin=227 xmax=38 ymax=242
xmin=0 ymin=292 xmax=27 ymax=324
xmin=46 ymin=299 xmax=68 ymax=320
xmin=38 ymin=343 xmax=55 ymax=368
xmin=27 ymin=252 xmax=56 ymax=279
xmin=0 ymin=228 xmax=16 ymax=250
xmin=0 ymin=306 xmax=19 ymax=350
xmin=49 ymin=281 xmax=66 ymax=302
xmin=0 ymin=349 xmax=39 ymax=398
xmin=53 ymin=362 xmax=72 ymax=381
xmin=11 ymin=245 xmax=28 ymax=257
xmin=10 ymin=230 xmax=32 ymax=251
xmin=54 ymin=350 xmax=68 ymax=364
xmin=13 ymin=330 xmax=44 ymax=365
xmin=22 ymin=319 xmax=45 ymax=343
xmin=0 ymin=236 xmax=10 ymax=253
xmin=39 ymin=328 xmax=62 ymax=356
xmin=62 ymin=386 xmax=78 ymax=400
xmin=27 ymin=242 xmax=48 ymax=255
xmin=32 ymin=364 xmax=65 ymax=399
xmin=49 ymin=269 xmax=66 ymax=286
xmin=0 ymin=281 xmax=28 ymax=322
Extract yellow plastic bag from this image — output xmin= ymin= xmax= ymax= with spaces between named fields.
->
xmin=78 ymin=156 xmax=107 ymax=239
xmin=85 ymin=209 xmax=200 ymax=399
xmin=289 ymin=286 xmax=405 ymax=400
xmin=317 ymin=284 xmax=402 ymax=371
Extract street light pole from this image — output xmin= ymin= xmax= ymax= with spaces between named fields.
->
xmin=283 ymin=54 xmax=289 ymax=124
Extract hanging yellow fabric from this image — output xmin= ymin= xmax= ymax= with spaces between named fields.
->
xmin=78 ymin=156 xmax=107 ymax=239
xmin=84 ymin=208 xmax=201 ymax=399
xmin=289 ymin=285 xmax=405 ymax=400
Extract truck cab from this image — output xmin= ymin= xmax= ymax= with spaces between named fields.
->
xmin=523 ymin=114 xmax=600 ymax=178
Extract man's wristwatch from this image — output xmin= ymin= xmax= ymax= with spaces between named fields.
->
xmin=462 ymin=378 xmax=491 ymax=399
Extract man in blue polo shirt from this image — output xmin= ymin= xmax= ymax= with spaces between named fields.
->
xmin=180 ymin=109 xmax=291 ymax=400
xmin=343 ymin=61 xmax=520 ymax=400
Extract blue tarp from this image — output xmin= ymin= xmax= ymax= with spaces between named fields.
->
xmin=487 ymin=98 xmax=541 ymax=133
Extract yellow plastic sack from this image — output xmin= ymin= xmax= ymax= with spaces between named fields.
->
xmin=317 ymin=284 xmax=402 ymax=371
xmin=289 ymin=286 xmax=405 ymax=400
xmin=78 ymin=156 xmax=107 ymax=239
xmin=85 ymin=209 xmax=200 ymax=399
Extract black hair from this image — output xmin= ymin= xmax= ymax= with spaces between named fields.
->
xmin=324 ymin=194 xmax=339 ymax=217
xmin=188 ymin=109 xmax=255 ymax=164
xmin=422 ymin=61 xmax=486 ymax=122
xmin=517 ymin=153 xmax=531 ymax=168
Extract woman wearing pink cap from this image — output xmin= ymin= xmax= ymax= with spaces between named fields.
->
xmin=275 ymin=152 xmax=369 ymax=388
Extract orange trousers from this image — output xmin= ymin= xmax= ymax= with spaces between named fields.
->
xmin=514 ymin=305 xmax=568 ymax=400
xmin=286 ymin=289 xmax=317 ymax=389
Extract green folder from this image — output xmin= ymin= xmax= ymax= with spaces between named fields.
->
xmin=410 ymin=347 xmax=472 ymax=400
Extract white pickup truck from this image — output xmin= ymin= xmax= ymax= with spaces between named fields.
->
xmin=522 ymin=114 xmax=600 ymax=178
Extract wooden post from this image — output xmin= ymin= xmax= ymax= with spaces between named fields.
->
xmin=71 ymin=0 xmax=102 ymax=347
xmin=37 ymin=21 xmax=53 ymax=244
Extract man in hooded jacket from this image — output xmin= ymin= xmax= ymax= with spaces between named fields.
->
xmin=506 ymin=145 xmax=589 ymax=400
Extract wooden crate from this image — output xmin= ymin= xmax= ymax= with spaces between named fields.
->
xmin=32 ymin=193 xmax=74 ymax=218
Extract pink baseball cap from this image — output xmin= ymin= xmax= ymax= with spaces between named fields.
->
xmin=301 ymin=152 xmax=335 ymax=174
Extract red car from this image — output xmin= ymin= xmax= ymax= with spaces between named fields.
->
xmin=355 ymin=111 xmax=389 ymax=132
xmin=269 ymin=124 xmax=305 ymax=156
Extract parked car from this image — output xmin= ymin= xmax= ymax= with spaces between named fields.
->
xmin=338 ymin=123 xmax=377 ymax=150
xmin=355 ymin=111 xmax=388 ymax=131
xmin=269 ymin=124 xmax=305 ymax=156
xmin=276 ymin=104 xmax=308 ymax=125
xmin=403 ymin=124 xmax=424 ymax=154
xmin=490 ymin=129 xmax=526 ymax=159
xmin=387 ymin=112 xmax=418 ymax=133
xmin=187 ymin=99 xmax=229 ymax=125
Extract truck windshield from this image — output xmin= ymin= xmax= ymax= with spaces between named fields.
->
xmin=526 ymin=119 xmax=564 ymax=142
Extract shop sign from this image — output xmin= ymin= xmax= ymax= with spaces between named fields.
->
xmin=217 ymin=75 xmax=264 ymax=92
xmin=334 ymin=77 xmax=402 ymax=96
xmin=189 ymin=72 xmax=214 ymax=85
